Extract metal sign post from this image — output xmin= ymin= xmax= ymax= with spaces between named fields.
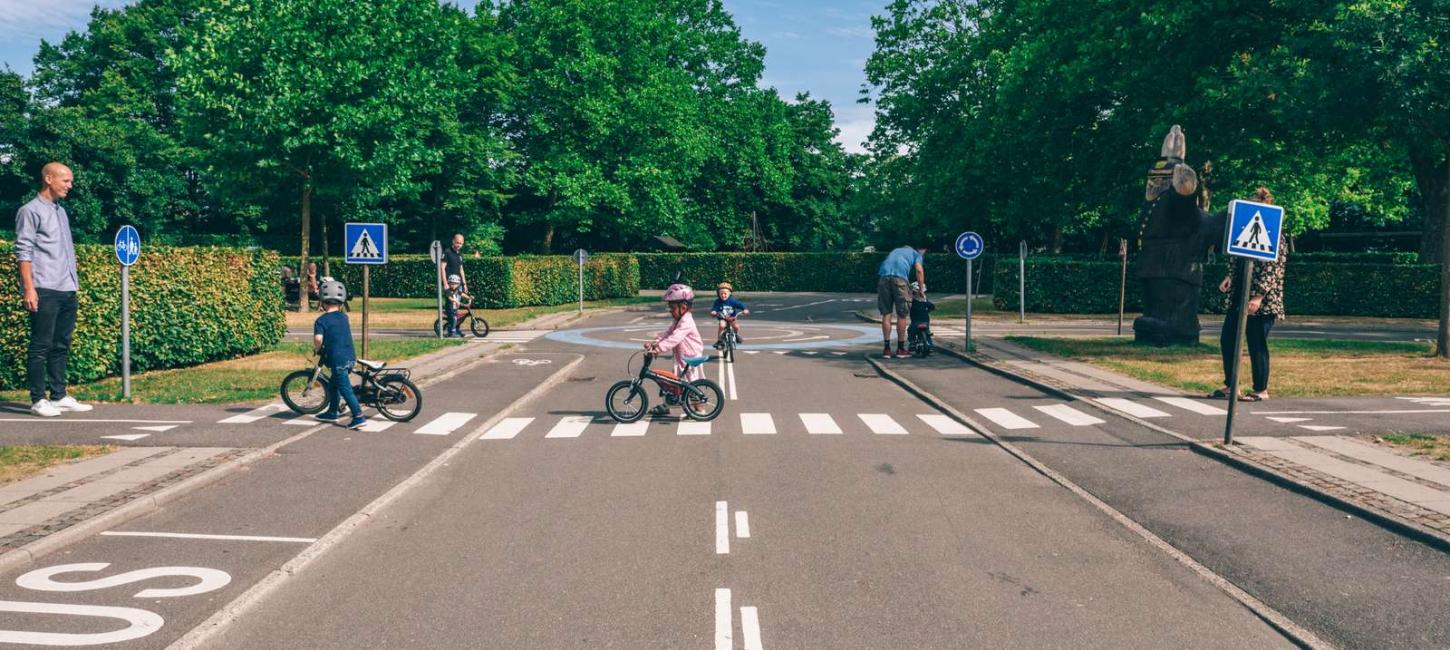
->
xmin=1222 ymin=199 xmax=1286 ymax=446
xmin=954 ymin=232 xmax=984 ymax=352
xmin=1117 ymin=238 xmax=1129 ymax=336
xmin=573 ymin=249 xmax=589 ymax=315
xmin=114 ymin=225 xmax=140 ymax=399
xmin=430 ymin=240 xmax=444 ymax=339
xmin=1019 ymin=240 xmax=1027 ymax=324
xmin=344 ymin=223 xmax=388 ymax=360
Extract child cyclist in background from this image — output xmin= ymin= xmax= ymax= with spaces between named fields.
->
xmin=444 ymin=274 xmax=470 ymax=337
xmin=645 ymin=283 xmax=704 ymax=416
xmin=313 ymin=278 xmax=368 ymax=430
xmin=710 ymin=282 xmax=749 ymax=349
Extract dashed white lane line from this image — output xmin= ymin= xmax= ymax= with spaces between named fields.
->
xmin=1033 ymin=404 xmax=1104 ymax=426
xmin=799 ymin=413 xmax=842 ymax=435
xmin=1095 ymin=398 xmax=1171 ymax=419
xmin=1299 ymin=425 xmax=1347 ymax=432
xmin=416 ymin=412 xmax=478 ymax=436
xmin=612 ymin=421 xmax=649 ymax=437
xmin=102 ymin=434 xmax=150 ymax=442
xmin=1154 ymin=396 xmax=1227 ymax=415
xmin=716 ymin=501 xmax=730 ymax=554
xmin=1266 ymin=416 xmax=1312 ymax=423
xmin=678 ymin=420 xmax=712 ymax=436
xmin=741 ymin=606 xmax=763 ymax=650
xmin=741 ymin=413 xmax=776 ymax=435
xmin=858 ymin=413 xmax=907 ymax=435
xmin=974 ymin=408 xmax=1039 ymax=430
xmin=131 ymin=425 xmax=178 ymax=432
xmin=545 ymin=416 xmax=592 ymax=439
xmin=100 ymin=531 xmax=317 ymax=543
xmin=218 ymin=403 xmax=288 ymax=424
xmin=734 ymin=511 xmax=750 ymax=538
xmin=916 ymin=414 xmax=974 ymax=436
xmin=478 ymin=417 xmax=533 ymax=440
xmin=726 ymin=361 xmax=739 ymax=401
xmin=715 ymin=588 xmax=733 ymax=650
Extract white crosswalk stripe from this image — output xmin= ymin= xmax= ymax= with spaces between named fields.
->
xmin=479 ymin=417 xmax=533 ymax=440
xmin=416 ymin=412 xmax=479 ymax=436
xmin=1154 ymin=396 xmax=1227 ymax=415
xmin=1033 ymin=404 xmax=1104 ymax=426
xmin=916 ymin=414 xmax=974 ymax=436
xmin=678 ymin=421 xmax=712 ymax=436
xmin=974 ymin=408 xmax=1039 ymax=430
xmin=1094 ymin=398 xmax=1170 ymax=419
xmin=800 ymin=413 xmax=842 ymax=435
xmin=741 ymin=413 xmax=776 ymax=435
xmin=858 ymin=413 xmax=907 ymax=435
xmin=545 ymin=416 xmax=592 ymax=438
xmin=219 ymin=403 xmax=288 ymax=424
xmin=357 ymin=420 xmax=396 ymax=432
xmin=612 ymin=421 xmax=649 ymax=437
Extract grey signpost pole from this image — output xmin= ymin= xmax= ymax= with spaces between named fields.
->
xmin=955 ymin=232 xmax=983 ymax=352
xmin=431 ymin=240 xmax=444 ymax=339
xmin=121 ymin=263 xmax=131 ymax=399
xmin=1018 ymin=240 xmax=1027 ymax=324
xmin=1224 ymin=258 xmax=1254 ymax=445
xmin=965 ymin=258 xmax=973 ymax=351
xmin=1118 ymin=238 xmax=1128 ymax=336
xmin=574 ymin=249 xmax=588 ymax=314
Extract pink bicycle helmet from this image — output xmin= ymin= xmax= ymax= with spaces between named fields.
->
xmin=662 ymin=283 xmax=695 ymax=303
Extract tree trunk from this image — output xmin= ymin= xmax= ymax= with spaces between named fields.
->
xmin=321 ymin=215 xmax=330 ymax=277
xmin=542 ymin=224 xmax=556 ymax=254
xmin=299 ymin=182 xmax=312 ymax=313
xmin=1439 ymin=161 xmax=1450 ymax=358
xmin=1050 ymin=226 xmax=1063 ymax=254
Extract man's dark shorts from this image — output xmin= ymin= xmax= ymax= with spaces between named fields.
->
xmin=876 ymin=276 xmax=910 ymax=318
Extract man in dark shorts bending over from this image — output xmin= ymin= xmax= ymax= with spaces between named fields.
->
xmin=876 ymin=244 xmax=926 ymax=358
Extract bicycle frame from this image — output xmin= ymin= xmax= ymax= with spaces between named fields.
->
xmin=301 ymin=358 xmax=410 ymax=404
xmin=632 ymin=353 xmax=707 ymax=403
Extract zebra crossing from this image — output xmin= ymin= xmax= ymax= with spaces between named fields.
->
xmin=969 ymin=396 xmax=1226 ymax=431
xmin=474 ymin=412 xmax=984 ymax=440
xmin=218 ymin=404 xmax=483 ymax=437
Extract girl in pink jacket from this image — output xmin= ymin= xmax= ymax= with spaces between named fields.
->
xmin=646 ymin=284 xmax=704 ymax=416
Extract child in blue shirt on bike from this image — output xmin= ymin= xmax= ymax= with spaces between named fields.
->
xmin=710 ymin=282 xmax=749 ymax=349
xmin=312 ymin=278 xmax=367 ymax=430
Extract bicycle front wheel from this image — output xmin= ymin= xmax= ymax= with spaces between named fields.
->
xmin=606 ymin=380 xmax=648 ymax=423
xmin=280 ymin=369 xmax=330 ymax=414
xmin=683 ymin=379 xmax=724 ymax=421
xmin=375 ymin=376 xmax=424 ymax=422
xmin=470 ymin=315 xmax=490 ymax=338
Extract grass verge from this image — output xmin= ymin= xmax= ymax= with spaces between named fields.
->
xmin=0 ymin=339 xmax=463 ymax=405
xmin=284 ymin=296 xmax=654 ymax=331
xmin=1374 ymin=433 xmax=1450 ymax=463
xmin=1007 ymin=336 xmax=1448 ymax=397
xmin=0 ymin=445 xmax=113 ymax=485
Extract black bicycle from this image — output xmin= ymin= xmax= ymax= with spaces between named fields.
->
xmin=280 ymin=357 xmax=424 ymax=421
xmin=433 ymin=297 xmax=490 ymax=338
xmin=716 ymin=315 xmax=740 ymax=363
xmin=605 ymin=352 xmax=723 ymax=423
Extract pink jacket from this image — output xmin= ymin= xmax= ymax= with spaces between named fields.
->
xmin=652 ymin=311 xmax=704 ymax=381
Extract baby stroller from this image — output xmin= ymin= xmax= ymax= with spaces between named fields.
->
xmin=907 ymin=282 xmax=934 ymax=358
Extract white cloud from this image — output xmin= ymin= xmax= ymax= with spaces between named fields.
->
xmin=824 ymin=26 xmax=873 ymax=39
xmin=832 ymin=104 xmax=875 ymax=155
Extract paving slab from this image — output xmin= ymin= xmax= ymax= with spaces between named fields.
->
xmin=1298 ymin=436 xmax=1450 ymax=488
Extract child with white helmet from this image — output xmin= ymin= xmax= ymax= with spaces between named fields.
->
xmin=645 ymin=283 xmax=704 ymax=416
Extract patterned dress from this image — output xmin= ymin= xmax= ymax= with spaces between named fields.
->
xmin=1223 ymin=253 xmax=1286 ymax=317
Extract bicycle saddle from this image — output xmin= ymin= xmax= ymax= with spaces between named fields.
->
xmin=356 ymin=359 xmax=386 ymax=371
xmin=684 ymin=356 xmax=711 ymax=367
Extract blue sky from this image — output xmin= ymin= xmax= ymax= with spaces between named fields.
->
xmin=0 ymin=0 xmax=879 ymax=152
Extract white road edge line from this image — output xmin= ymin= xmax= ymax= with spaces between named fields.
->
xmin=735 ymin=511 xmax=750 ymax=539
xmin=100 ymin=531 xmax=316 ymax=544
xmin=741 ymin=606 xmax=763 ymax=650
xmin=715 ymin=588 xmax=733 ymax=650
xmin=715 ymin=501 xmax=730 ymax=554
xmin=0 ymin=419 xmax=193 ymax=424
xmin=726 ymin=360 xmax=738 ymax=401
xmin=168 ymin=354 xmax=585 ymax=650
xmin=1254 ymin=409 xmax=1450 ymax=415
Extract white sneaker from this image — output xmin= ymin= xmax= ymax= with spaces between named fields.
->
xmin=51 ymin=396 xmax=93 ymax=412
xmin=31 ymin=400 xmax=61 ymax=417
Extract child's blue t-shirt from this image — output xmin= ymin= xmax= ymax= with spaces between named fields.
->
xmin=313 ymin=311 xmax=356 ymax=367
xmin=711 ymin=296 xmax=748 ymax=318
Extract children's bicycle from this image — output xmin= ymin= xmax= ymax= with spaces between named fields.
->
xmin=716 ymin=316 xmax=740 ymax=362
xmin=605 ymin=352 xmax=724 ymax=423
xmin=433 ymin=298 xmax=490 ymax=338
xmin=279 ymin=357 xmax=424 ymax=421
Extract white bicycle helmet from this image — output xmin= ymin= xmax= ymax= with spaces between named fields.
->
xmin=447 ymin=274 xmax=462 ymax=284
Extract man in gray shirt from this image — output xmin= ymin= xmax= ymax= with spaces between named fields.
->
xmin=15 ymin=162 xmax=91 ymax=417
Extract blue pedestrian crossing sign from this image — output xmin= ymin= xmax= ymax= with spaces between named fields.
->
xmin=955 ymin=231 xmax=984 ymax=260
xmin=1225 ymin=199 xmax=1285 ymax=262
xmin=344 ymin=223 xmax=388 ymax=265
xmin=114 ymin=225 xmax=140 ymax=266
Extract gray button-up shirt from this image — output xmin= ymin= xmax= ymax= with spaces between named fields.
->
xmin=14 ymin=196 xmax=80 ymax=292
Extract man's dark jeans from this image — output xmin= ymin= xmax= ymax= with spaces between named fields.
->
xmin=1221 ymin=312 xmax=1277 ymax=393
xmin=28 ymin=289 xmax=78 ymax=403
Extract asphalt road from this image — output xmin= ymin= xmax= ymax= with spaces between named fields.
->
xmin=0 ymin=292 xmax=1444 ymax=648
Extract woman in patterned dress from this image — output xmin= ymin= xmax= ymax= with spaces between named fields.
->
xmin=1211 ymin=187 xmax=1286 ymax=402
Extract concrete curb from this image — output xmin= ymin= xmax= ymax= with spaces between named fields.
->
xmin=865 ymin=355 xmax=1331 ymax=650
xmin=0 ymin=424 xmax=330 ymax=575
xmin=169 ymin=354 xmax=587 ymax=649
xmin=931 ymin=341 xmax=1450 ymax=555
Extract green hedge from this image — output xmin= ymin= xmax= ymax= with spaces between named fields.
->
xmin=991 ymin=256 xmax=1441 ymax=318
xmin=0 ymin=244 xmax=285 ymax=390
xmin=281 ymin=254 xmax=640 ymax=307
xmin=636 ymin=252 xmax=994 ymax=294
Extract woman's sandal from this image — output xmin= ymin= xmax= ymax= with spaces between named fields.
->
xmin=1208 ymin=388 xmax=1231 ymax=399
xmin=1238 ymin=393 xmax=1267 ymax=402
